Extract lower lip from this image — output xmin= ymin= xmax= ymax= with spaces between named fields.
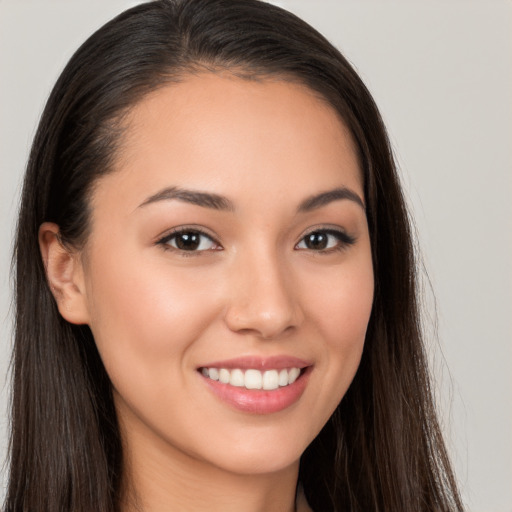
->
xmin=200 ymin=368 xmax=311 ymax=414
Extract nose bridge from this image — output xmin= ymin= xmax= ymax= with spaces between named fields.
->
xmin=224 ymin=244 xmax=302 ymax=339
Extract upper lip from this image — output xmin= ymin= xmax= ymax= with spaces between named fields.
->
xmin=198 ymin=355 xmax=312 ymax=371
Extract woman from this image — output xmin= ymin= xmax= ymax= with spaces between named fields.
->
xmin=6 ymin=0 xmax=463 ymax=510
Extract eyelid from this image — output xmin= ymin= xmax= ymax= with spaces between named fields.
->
xmin=295 ymin=226 xmax=356 ymax=251
xmin=154 ymin=224 xmax=355 ymax=255
xmin=156 ymin=225 xmax=222 ymax=252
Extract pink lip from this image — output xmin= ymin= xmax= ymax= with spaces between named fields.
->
xmin=198 ymin=355 xmax=311 ymax=371
xmin=198 ymin=356 xmax=313 ymax=414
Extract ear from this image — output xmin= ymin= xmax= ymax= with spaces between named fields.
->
xmin=39 ymin=222 xmax=90 ymax=325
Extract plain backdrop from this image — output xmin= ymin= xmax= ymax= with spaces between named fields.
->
xmin=0 ymin=1 xmax=511 ymax=510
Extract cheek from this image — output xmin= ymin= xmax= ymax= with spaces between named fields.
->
xmin=83 ymin=256 xmax=227 ymax=443
xmin=308 ymin=254 xmax=374 ymax=345
xmin=83 ymin=252 xmax=221 ymax=383
xmin=303 ymin=252 xmax=374 ymax=412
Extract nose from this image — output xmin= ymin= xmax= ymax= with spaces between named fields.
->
xmin=223 ymin=250 xmax=304 ymax=340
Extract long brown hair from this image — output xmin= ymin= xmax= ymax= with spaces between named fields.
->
xmin=7 ymin=0 xmax=463 ymax=510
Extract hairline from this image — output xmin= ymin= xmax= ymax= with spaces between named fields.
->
xmin=78 ymin=64 xmax=364 ymax=254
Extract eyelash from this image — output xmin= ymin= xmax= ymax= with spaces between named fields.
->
xmin=156 ymin=227 xmax=220 ymax=256
xmin=296 ymin=229 xmax=356 ymax=253
xmin=156 ymin=227 xmax=356 ymax=255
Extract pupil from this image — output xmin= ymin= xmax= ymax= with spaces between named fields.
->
xmin=176 ymin=232 xmax=200 ymax=250
xmin=306 ymin=232 xmax=327 ymax=250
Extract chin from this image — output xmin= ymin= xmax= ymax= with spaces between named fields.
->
xmin=190 ymin=425 xmax=314 ymax=477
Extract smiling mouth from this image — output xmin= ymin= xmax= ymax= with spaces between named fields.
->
xmin=199 ymin=367 xmax=303 ymax=391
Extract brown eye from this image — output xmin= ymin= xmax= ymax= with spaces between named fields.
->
xmin=160 ymin=230 xmax=218 ymax=252
xmin=296 ymin=229 xmax=356 ymax=252
xmin=303 ymin=232 xmax=329 ymax=250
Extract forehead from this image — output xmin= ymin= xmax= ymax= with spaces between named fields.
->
xmin=94 ymin=73 xmax=362 ymax=212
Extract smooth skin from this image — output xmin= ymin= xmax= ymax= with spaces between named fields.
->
xmin=40 ymin=74 xmax=374 ymax=512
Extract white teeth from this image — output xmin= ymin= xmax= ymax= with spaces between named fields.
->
xmin=201 ymin=367 xmax=302 ymax=390
xmin=288 ymin=367 xmax=300 ymax=384
xmin=229 ymin=369 xmax=245 ymax=387
xmin=262 ymin=370 xmax=279 ymax=390
xmin=244 ymin=369 xmax=263 ymax=389
xmin=219 ymin=368 xmax=230 ymax=384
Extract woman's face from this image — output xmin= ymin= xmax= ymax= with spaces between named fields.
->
xmin=77 ymin=74 xmax=374 ymax=476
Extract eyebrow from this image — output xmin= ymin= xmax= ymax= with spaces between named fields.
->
xmin=298 ymin=187 xmax=365 ymax=212
xmin=137 ymin=185 xmax=365 ymax=213
xmin=138 ymin=186 xmax=235 ymax=211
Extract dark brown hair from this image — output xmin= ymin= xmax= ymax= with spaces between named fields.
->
xmin=7 ymin=0 xmax=463 ymax=510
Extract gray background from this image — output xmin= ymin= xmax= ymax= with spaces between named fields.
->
xmin=1 ymin=1 xmax=511 ymax=510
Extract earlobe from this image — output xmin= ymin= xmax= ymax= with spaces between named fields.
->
xmin=38 ymin=222 xmax=90 ymax=325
